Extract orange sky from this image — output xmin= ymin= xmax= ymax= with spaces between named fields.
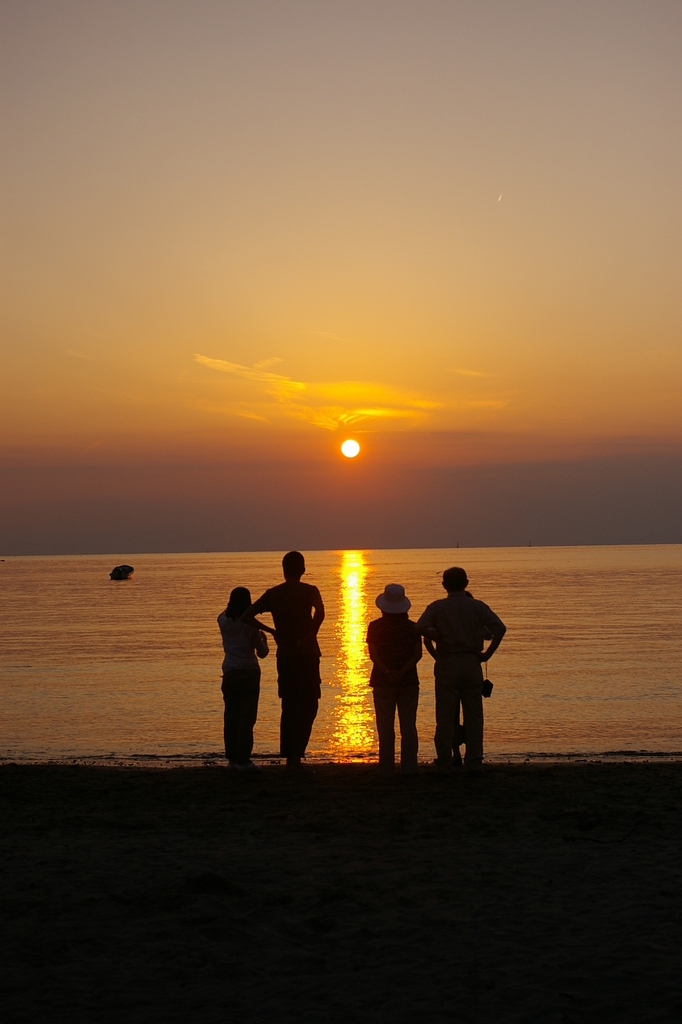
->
xmin=2 ymin=2 xmax=682 ymax=550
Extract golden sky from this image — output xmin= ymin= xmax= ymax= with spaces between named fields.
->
xmin=2 ymin=0 xmax=682 ymax=478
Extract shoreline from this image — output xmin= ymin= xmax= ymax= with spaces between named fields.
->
xmin=3 ymin=747 xmax=682 ymax=769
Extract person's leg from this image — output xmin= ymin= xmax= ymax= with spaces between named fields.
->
xmin=280 ymin=691 xmax=318 ymax=765
xmin=373 ymin=687 xmax=397 ymax=774
xmin=300 ymin=657 xmax=321 ymax=757
xmin=459 ymin=655 xmax=484 ymax=769
xmin=280 ymin=694 xmax=295 ymax=759
xmin=222 ymin=674 xmax=239 ymax=763
xmin=236 ymin=669 xmax=260 ymax=765
xmin=295 ymin=692 xmax=319 ymax=756
xmin=452 ymin=699 xmax=465 ymax=766
xmin=396 ymin=685 xmax=419 ymax=774
xmin=434 ymin=661 xmax=459 ymax=768
xmin=277 ymin=655 xmax=297 ymax=761
xmin=223 ymin=696 xmax=232 ymax=761
xmin=280 ymin=656 xmax=321 ymax=763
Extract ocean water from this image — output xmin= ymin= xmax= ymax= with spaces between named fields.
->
xmin=1 ymin=546 xmax=681 ymax=764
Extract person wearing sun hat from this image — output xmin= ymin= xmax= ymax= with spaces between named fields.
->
xmin=366 ymin=583 xmax=423 ymax=777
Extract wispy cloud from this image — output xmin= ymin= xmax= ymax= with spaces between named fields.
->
xmin=194 ymin=355 xmax=305 ymax=399
xmin=194 ymin=354 xmax=442 ymax=430
xmin=448 ymin=367 xmax=494 ymax=378
xmin=253 ymin=357 xmax=283 ymax=370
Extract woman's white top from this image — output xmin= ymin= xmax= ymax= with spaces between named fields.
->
xmin=218 ymin=613 xmax=269 ymax=672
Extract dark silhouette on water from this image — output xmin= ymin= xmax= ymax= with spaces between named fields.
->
xmin=417 ymin=567 xmax=506 ymax=772
xmin=109 ymin=564 xmax=134 ymax=580
xmin=366 ymin=583 xmax=422 ymax=777
xmin=217 ymin=587 xmax=271 ymax=773
xmin=243 ymin=551 xmax=325 ymax=770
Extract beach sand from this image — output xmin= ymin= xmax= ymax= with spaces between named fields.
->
xmin=1 ymin=762 xmax=681 ymax=1023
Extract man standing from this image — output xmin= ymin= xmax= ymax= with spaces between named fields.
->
xmin=417 ymin=567 xmax=505 ymax=773
xmin=243 ymin=551 xmax=325 ymax=770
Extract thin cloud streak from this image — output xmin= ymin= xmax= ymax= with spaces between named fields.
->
xmin=194 ymin=355 xmax=305 ymax=398
xmin=448 ymin=367 xmax=494 ymax=378
xmin=194 ymin=354 xmax=443 ymax=431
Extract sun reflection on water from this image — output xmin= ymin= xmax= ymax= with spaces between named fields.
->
xmin=331 ymin=550 xmax=376 ymax=758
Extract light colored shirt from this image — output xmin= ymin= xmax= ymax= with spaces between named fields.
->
xmin=416 ymin=591 xmax=505 ymax=657
xmin=218 ymin=613 xmax=269 ymax=673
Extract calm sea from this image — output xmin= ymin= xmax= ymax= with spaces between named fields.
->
xmin=1 ymin=546 xmax=681 ymax=765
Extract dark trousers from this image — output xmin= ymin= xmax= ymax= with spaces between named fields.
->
xmin=372 ymin=684 xmax=419 ymax=774
xmin=277 ymin=654 xmax=321 ymax=758
xmin=222 ymin=667 xmax=260 ymax=765
xmin=434 ymin=654 xmax=484 ymax=768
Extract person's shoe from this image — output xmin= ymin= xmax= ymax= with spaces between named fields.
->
xmin=286 ymin=756 xmax=302 ymax=771
xmin=226 ymin=760 xmax=238 ymax=770
xmin=377 ymin=766 xmax=394 ymax=778
xmin=236 ymin=761 xmax=260 ymax=773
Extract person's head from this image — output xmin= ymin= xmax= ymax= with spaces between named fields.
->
xmin=442 ymin=567 xmax=469 ymax=593
xmin=375 ymin=583 xmax=411 ymax=616
xmin=282 ymin=550 xmax=305 ymax=581
xmin=225 ymin=586 xmax=251 ymax=619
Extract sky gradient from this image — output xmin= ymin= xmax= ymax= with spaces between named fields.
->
xmin=2 ymin=1 xmax=681 ymax=552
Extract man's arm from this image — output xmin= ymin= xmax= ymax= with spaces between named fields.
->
xmin=479 ymin=612 xmax=506 ymax=662
xmin=311 ymin=588 xmax=325 ymax=635
xmin=292 ymin=587 xmax=325 ymax=648
xmin=415 ymin=604 xmax=437 ymax=641
xmin=241 ymin=594 xmax=275 ymax=636
xmin=255 ymin=631 xmax=269 ymax=659
xmin=256 ymin=622 xmax=276 ymax=635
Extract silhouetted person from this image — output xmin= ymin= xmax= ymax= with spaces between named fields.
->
xmin=424 ymin=636 xmax=465 ymax=766
xmin=367 ymin=583 xmax=422 ymax=777
xmin=423 ymin=589 xmax=489 ymax=766
xmin=218 ymin=587 xmax=270 ymax=772
xmin=417 ymin=567 xmax=506 ymax=773
xmin=243 ymin=552 xmax=325 ymax=770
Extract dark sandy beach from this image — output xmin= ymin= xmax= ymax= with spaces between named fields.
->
xmin=1 ymin=762 xmax=682 ymax=1023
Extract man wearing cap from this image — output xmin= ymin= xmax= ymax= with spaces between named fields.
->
xmin=417 ymin=567 xmax=506 ymax=772
xmin=366 ymin=583 xmax=423 ymax=777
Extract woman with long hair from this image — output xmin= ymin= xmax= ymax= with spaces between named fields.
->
xmin=217 ymin=587 xmax=271 ymax=772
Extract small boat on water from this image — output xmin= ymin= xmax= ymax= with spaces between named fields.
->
xmin=110 ymin=564 xmax=134 ymax=580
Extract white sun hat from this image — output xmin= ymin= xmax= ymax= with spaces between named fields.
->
xmin=376 ymin=583 xmax=411 ymax=614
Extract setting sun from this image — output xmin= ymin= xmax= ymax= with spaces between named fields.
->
xmin=341 ymin=439 xmax=360 ymax=458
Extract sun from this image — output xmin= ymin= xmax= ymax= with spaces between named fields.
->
xmin=341 ymin=439 xmax=360 ymax=459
